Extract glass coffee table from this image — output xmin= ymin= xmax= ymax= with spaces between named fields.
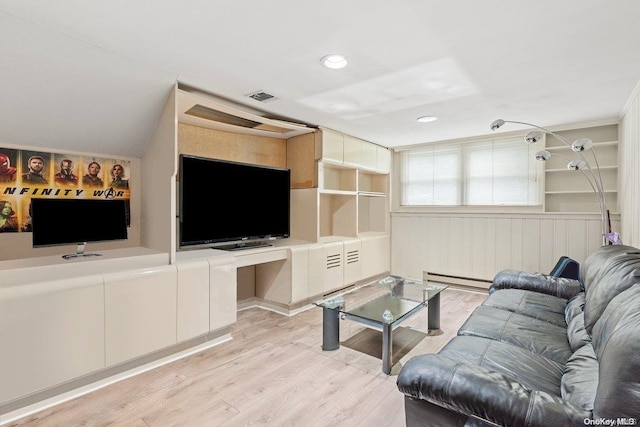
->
xmin=314 ymin=275 xmax=448 ymax=374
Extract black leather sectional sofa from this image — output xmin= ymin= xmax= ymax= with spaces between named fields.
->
xmin=397 ymin=244 xmax=640 ymax=426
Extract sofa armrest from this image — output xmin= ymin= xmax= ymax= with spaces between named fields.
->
xmin=489 ymin=269 xmax=583 ymax=299
xmin=397 ymin=354 xmax=589 ymax=427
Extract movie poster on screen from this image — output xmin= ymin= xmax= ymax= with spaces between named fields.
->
xmin=0 ymin=147 xmax=131 ymax=233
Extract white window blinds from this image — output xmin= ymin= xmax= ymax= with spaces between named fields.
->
xmin=401 ymin=137 xmax=542 ymax=206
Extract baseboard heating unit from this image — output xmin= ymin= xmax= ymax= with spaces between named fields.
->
xmin=423 ymin=271 xmax=492 ymax=291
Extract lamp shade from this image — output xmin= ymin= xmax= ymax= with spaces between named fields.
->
xmin=490 ymin=119 xmax=505 ymax=131
xmin=535 ymin=150 xmax=551 ymax=161
xmin=525 ymin=130 xmax=545 ymax=144
xmin=571 ymin=138 xmax=593 ymax=152
xmin=567 ymin=160 xmax=588 ymax=171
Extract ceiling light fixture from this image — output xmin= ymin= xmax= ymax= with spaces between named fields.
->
xmin=417 ymin=116 xmax=437 ymax=123
xmin=321 ymin=54 xmax=348 ymax=69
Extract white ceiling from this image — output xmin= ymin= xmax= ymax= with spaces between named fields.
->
xmin=2 ymin=1 xmax=640 ymax=158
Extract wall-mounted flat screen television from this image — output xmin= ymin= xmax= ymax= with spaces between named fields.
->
xmin=31 ymin=198 xmax=128 ymax=259
xmin=179 ymin=155 xmax=290 ymax=250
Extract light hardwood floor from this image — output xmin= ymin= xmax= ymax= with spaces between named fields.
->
xmin=8 ymin=287 xmax=486 ymax=427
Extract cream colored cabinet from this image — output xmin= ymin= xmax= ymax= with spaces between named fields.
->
xmin=289 ymin=245 xmax=309 ymax=304
xmin=361 ymin=235 xmax=391 ymax=279
xmin=343 ymin=239 xmax=363 ymax=285
xmin=344 ymin=135 xmax=378 ymax=170
xmin=321 ymin=128 xmax=344 ymax=164
xmin=288 ymin=243 xmax=326 ymax=304
xmin=176 ymin=259 xmax=210 ymax=342
xmin=307 ymin=244 xmax=326 ymax=298
xmin=208 ymin=256 xmax=237 ymax=332
xmin=174 ymin=252 xmax=236 ymax=337
xmin=343 ymin=135 xmax=362 ymax=167
xmin=0 ymin=276 xmax=105 ymax=403
xmin=323 ymin=241 xmax=345 ymax=293
xmin=320 ymin=128 xmax=389 ymax=172
xmin=104 ymin=266 xmax=178 ymax=366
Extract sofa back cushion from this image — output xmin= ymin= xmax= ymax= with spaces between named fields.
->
xmin=591 ymin=283 xmax=640 ymax=419
xmin=581 ymin=245 xmax=640 ymax=334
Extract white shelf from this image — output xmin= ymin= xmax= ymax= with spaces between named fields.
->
xmin=319 ymin=189 xmax=357 ymax=196
xmin=358 ymin=191 xmax=386 ymax=197
xmin=545 ymin=190 xmax=617 ymax=194
xmin=546 ymin=140 xmax=618 ymax=151
xmin=543 ymin=125 xmax=618 ymax=214
xmin=546 ymin=165 xmax=618 ymax=173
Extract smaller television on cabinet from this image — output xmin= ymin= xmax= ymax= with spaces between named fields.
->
xmin=179 ymin=155 xmax=290 ymax=250
xmin=31 ymin=198 xmax=128 ymax=259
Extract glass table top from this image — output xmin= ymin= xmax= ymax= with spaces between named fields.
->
xmin=313 ymin=275 xmax=448 ymax=327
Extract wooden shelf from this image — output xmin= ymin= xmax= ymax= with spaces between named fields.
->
xmin=320 ymin=189 xmax=357 ymax=196
xmin=358 ymin=191 xmax=386 ymax=197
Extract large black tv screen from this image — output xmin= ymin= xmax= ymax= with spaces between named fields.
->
xmin=31 ymin=198 xmax=128 ymax=247
xmin=179 ymin=155 xmax=290 ymax=248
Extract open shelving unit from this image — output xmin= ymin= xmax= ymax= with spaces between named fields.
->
xmin=542 ymin=125 xmax=618 ymax=213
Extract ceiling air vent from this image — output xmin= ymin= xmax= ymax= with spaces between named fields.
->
xmin=246 ymin=90 xmax=278 ymax=103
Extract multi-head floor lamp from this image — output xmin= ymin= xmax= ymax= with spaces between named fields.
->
xmin=490 ymin=119 xmax=618 ymax=246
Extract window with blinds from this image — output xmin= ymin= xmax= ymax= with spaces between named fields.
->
xmin=400 ymin=137 xmax=542 ymax=206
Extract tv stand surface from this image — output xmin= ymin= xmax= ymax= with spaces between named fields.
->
xmin=219 ymin=242 xmax=274 ymax=251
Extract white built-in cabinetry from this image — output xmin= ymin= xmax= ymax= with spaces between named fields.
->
xmin=0 ymin=248 xmax=237 ymax=407
xmin=0 ymin=276 xmax=105 ymax=404
xmin=104 ymin=266 xmax=178 ymax=366
xmin=0 ymin=89 xmax=393 ymax=415
xmin=289 ymin=127 xmax=391 ymax=298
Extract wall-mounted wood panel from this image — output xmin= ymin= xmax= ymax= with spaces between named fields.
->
xmin=391 ymin=212 xmax=620 ymax=285
xmin=286 ymin=132 xmax=319 ymax=188
xmin=178 ymin=123 xmax=286 ymax=168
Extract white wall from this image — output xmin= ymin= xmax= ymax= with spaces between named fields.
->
xmin=390 ymin=121 xmax=626 ymax=283
xmin=620 ymin=82 xmax=640 ymax=247
xmin=0 ymin=151 xmax=141 ymax=261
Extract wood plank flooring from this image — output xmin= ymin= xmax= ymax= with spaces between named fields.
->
xmin=8 ymin=288 xmax=486 ymax=427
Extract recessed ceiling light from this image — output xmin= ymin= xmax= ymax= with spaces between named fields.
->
xmin=321 ymin=54 xmax=348 ymax=69
xmin=417 ymin=116 xmax=438 ymax=123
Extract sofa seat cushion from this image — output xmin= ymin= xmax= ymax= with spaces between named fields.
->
xmin=458 ymin=306 xmax=572 ymax=364
xmin=397 ymin=353 xmax=590 ymax=427
xmin=482 ymin=288 xmax=568 ymax=327
xmin=439 ymin=336 xmax=565 ymax=395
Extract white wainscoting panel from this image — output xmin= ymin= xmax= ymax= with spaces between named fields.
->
xmin=391 ymin=212 xmax=619 ymax=284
